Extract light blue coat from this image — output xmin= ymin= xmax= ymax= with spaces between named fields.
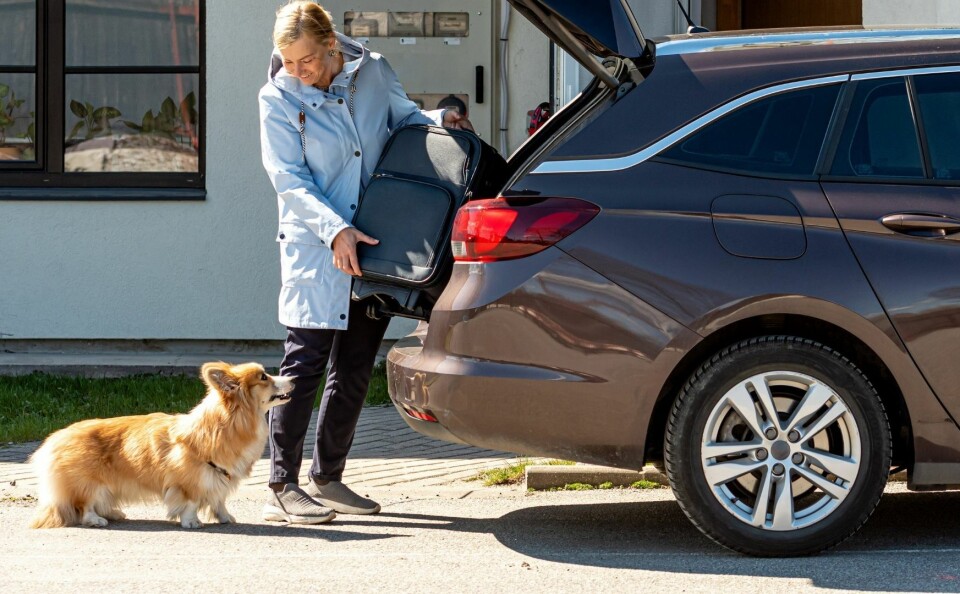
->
xmin=259 ymin=33 xmax=443 ymax=330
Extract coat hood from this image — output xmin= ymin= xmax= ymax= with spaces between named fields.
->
xmin=268 ymin=32 xmax=368 ymax=94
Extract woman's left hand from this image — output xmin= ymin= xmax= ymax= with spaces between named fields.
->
xmin=332 ymin=227 xmax=378 ymax=277
xmin=442 ymin=110 xmax=475 ymax=132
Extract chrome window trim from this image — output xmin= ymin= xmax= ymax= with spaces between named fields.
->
xmin=655 ymin=29 xmax=960 ymax=57
xmin=851 ymin=65 xmax=960 ymax=80
xmin=531 ymin=74 xmax=849 ymax=175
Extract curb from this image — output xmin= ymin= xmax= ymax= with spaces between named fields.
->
xmin=525 ymin=464 xmax=911 ymax=491
xmin=0 ymin=341 xmax=395 ymax=378
xmin=525 ymin=464 xmax=669 ymax=490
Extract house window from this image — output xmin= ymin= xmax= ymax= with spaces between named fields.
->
xmin=0 ymin=0 xmax=203 ymax=195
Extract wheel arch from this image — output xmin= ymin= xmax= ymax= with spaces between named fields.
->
xmin=644 ymin=313 xmax=912 ymax=470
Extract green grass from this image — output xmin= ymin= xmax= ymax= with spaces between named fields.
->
xmin=559 ymin=482 xmax=595 ymax=491
xmin=363 ymin=361 xmax=391 ymax=407
xmin=630 ymin=479 xmax=663 ymax=489
xmin=0 ymin=361 xmax=391 ymax=443
xmin=477 ymin=458 xmax=575 ymax=486
xmin=539 ymin=479 xmax=664 ymax=492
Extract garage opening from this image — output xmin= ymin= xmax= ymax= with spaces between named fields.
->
xmin=716 ymin=0 xmax=862 ymax=31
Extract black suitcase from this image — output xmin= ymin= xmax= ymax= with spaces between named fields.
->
xmin=351 ymin=124 xmax=508 ymax=319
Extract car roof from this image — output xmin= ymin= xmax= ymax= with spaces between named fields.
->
xmin=547 ymin=27 xmax=960 ymax=162
xmin=654 ymin=26 xmax=960 ymax=56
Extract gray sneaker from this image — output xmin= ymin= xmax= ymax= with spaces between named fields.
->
xmin=304 ymin=479 xmax=381 ymax=515
xmin=262 ymin=483 xmax=337 ymax=525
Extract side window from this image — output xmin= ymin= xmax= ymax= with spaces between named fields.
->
xmin=914 ymin=73 xmax=960 ymax=181
xmin=829 ymin=78 xmax=924 ymax=179
xmin=660 ymin=83 xmax=840 ymax=176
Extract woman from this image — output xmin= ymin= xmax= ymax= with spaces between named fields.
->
xmin=259 ymin=1 xmax=472 ymax=524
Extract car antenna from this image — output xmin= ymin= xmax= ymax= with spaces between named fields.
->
xmin=676 ymin=0 xmax=710 ymax=34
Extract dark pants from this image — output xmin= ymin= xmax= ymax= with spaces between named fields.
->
xmin=268 ymin=297 xmax=390 ymax=484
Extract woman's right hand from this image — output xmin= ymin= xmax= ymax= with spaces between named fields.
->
xmin=331 ymin=227 xmax=379 ymax=277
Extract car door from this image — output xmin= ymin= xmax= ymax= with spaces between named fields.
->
xmin=820 ymin=69 xmax=960 ymax=423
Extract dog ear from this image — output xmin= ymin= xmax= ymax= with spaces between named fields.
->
xmin=201 ymin=362 xmax=241 ymax=394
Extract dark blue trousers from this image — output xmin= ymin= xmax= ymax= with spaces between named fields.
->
xmin=268 ymin=297 xmax=390 ymax=484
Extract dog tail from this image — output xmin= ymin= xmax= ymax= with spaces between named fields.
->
xmin=29 ymin=502 xmax=78 ymax=529
xmin=28 ymin=440 xmax=79 ymax=529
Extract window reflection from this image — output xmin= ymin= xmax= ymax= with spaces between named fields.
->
xmin=64 ymin=74 xmax=198 ymax=172
xmin=0 ymin=73 xmax=36 ymax=162
xmin=66 ymin=0 xmax=199 ymax=67
xmin=0 ymin=0 xmax=36 ymax=65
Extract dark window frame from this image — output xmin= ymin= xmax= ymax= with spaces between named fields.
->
xmin=820 ymin=72 xmax=960 ymax=186
xmin=825 ymin=77 xmax=925 ymax=180
xmin=0 ymin=0 xmax=205 ymax=198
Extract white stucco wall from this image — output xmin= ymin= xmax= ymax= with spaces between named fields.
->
xmin=864 ymin=0 xmax=960 ymax=25
xmin=0 ymin=0 xmax=282 ymax=341
xmin=7 ymin=4 xmax=959 ymax=344
xmin=0 ymin=0 xmax=554 ymax=342
xmin=500 ymin=4 xmax=550 ymax=156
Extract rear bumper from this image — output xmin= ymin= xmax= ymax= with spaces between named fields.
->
xmin=386 ymin=249 xmax=699 ymax=469
xmin=388 ymin=327 xmax=469 ymax=445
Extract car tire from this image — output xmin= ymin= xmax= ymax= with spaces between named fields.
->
xmin=664 ymin=336 xmax=891 ymax=556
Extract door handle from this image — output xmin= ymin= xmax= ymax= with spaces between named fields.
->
xmin=880 ymin=213 xmax=960 ymax=237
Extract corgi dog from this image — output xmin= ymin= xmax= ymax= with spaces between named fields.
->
xmin=29 ymin=362 xmax=293 ymax=529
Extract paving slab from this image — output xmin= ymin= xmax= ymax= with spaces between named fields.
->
xmin=0 ymin=406 xmax=540 ymax=494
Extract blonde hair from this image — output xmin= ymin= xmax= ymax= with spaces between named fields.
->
xmin=273 ymin=1 xmax=336 ymax=50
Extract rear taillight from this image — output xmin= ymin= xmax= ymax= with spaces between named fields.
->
xmin=451 ymin=197 xmax=600 ymax=262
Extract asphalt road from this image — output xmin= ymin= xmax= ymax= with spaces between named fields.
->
xmin=2 ymin=483 xmax=959 ymax=593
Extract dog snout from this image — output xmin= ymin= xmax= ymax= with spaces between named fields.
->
xmin=274 ymin=375 xmax=294 ymax=395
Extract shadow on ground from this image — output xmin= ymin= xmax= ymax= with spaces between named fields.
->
xmin=351 ymin=490 xmax=960 ymax=592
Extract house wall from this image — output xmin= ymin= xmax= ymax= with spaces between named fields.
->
xmin=0 ymin=0 xmax=550 ymax=343
xmin=9 ymin=1 xmax=957 ymax=344
xmin=501 ymin=4 xmax=551 ymax=156
xmin=0 ymin=1 xmax=279 ymax=341
xmin=863 ymin=0 xmax=960 ymax=24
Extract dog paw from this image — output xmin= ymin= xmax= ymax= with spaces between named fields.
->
xmin=180 ymin=514 xmax=203 ymax=529
xmin=104 ymin=509 xmax=127 ymax=521
xmin=82 ymin=515 xmax=109 ymax=528
xmin=216 ymin=512 xmax=236 ymax=524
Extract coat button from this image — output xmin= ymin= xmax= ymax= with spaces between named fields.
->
xmin=339 ymin=314 xmax=346 ymax=320
xmin=279 ymin=233 xmax=285 ymax=240
xmin=312 ymin=103 xmax=317 ymax=107
xmin=350 ymin=204 xmax=356 ymax=210
xmin=354 ymin=150 xmax=361 ymax=157
xmin=338 ymin=98 xmax=344 ymax=104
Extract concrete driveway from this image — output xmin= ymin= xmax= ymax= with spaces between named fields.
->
xmin=2 ymin=405 xmax=959 ymax=592
xmin=1 ymin=484 xmax=959 ymax=592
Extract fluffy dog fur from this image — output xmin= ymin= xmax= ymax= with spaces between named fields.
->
xmin=29 ymin=362 xmax=293 ymax=529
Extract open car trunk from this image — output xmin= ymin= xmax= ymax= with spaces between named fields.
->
xmin=350 ymin=0 xmax=650 ymax=321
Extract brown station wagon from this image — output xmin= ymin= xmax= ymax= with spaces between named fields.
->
xmin=383 ymin=1 xmax=960 ymax=556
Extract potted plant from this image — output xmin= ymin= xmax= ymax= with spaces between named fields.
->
xmin=18 ymin=111 xmax=35 ymax=160
xmin=0 ymin=83 xmax=27 ymax=159
xmin=67 ymin=99 xmax=122 ymax=142
xmin=124 ymin=92 xmax=198 ymax=150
